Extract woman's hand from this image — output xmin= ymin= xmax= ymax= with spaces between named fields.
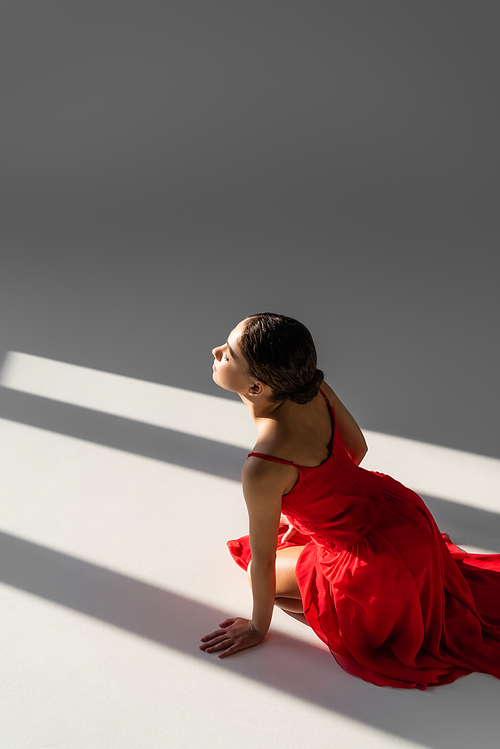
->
xmin=280 ymin=513 xmax=297 ymax=542
xmin=200 ymin=617 xmax=264 ymax=658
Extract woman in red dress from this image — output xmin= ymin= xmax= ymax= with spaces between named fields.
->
xmin=200 ymin=313 xmax=500 ymax=688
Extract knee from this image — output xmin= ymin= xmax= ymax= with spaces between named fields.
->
xmin=275 ymin=597 xmax=304 ymax=614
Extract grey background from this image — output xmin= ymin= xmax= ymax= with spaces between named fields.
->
xmin=1 ymin=6 xmax=500 ymax=747
xmin=1 ymin=1 xmax=499 ymax=457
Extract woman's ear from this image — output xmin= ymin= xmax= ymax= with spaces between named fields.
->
xmin=247 ymin=381 xmax=266 ymax=396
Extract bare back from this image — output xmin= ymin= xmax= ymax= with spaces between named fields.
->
xmin=250 ymin=382 xmax=367 ymax=496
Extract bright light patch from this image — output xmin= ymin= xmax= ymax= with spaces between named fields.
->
xmin=1 ymin=351 xmax=499 ymax=513
xmin=0 ymin=351 xmax=256 ymax=449
xmin=362 ymin=431 xmax=500 ymax=514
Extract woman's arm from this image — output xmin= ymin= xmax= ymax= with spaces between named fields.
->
xmin=200 ymin=456 xmax=288 ymax=658
xmin=321 ymin=381 xmax=368 ymax=465
xmin=243 ymin=457 xmax=284 ymax=635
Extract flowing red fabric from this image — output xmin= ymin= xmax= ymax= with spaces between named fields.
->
xmin=227 ymin=392 xmax=500 ymax=689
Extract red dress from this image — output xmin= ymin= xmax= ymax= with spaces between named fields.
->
xmin=227 ymin=391 xmax=500 ymax=689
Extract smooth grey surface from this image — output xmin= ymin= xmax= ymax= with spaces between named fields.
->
xmin=2 ymin=384 xmax=498 ymax=550
xmin=0 ymin=6 xmax=500 ymax=747
xmin=0 ymin=386 xmax=248 ymax=481
xmin=0 ymin=528 xmax=499 ymax=749
xmin=1 ymin=2 xmax=499 ymax=457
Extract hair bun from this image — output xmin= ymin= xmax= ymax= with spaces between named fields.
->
xmin=239 ymin=313 xmax=323 ymax=405
xmin=288 ymin=369 xmax=324 ymax=404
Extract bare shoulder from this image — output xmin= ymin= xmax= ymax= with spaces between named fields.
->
xmin=242 ymin=455 xmax=292 ymax=485
xmin=320 ymin=381 xmax=368 ymax=465
xmin=242 ymin=453 xmax=293 ymax=494
xmin=242 ymin=454 xmax=278 ymax=482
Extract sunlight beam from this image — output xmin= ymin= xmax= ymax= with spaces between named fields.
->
xmin=0 ymin=351 xmax=256 ymax=449
xmin=1 ymin=351 xmax=499 ymax=513
xmin=361 ymin=431 xmax=499 ymax=514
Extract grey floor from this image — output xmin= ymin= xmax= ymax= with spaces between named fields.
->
xmin=1 ymin=4 xmax=500 ymax=747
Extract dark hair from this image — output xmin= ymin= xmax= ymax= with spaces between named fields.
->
xmin=239 ymin=313 xmax=324 ymax=404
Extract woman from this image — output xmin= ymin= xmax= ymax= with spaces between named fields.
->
xmin=200 ymin=313 xmax=500 ymax=689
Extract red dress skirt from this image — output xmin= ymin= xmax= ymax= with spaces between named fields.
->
xmin=228 ymin=393 xmax=500 ymax=689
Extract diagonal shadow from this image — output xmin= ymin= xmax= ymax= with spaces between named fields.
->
xmin=1 ymin=530 xmax=499 ymax=749
xmin=422 ymin=495 xmax=500 ymax=552
xmin=1 ymin=385 xmax=499 ymax=549
xmin=0 ymin=386 xmax=248 ymax=481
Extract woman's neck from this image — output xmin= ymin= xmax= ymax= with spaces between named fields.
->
xmin=239 ymin=393 xmax=286 ymax=423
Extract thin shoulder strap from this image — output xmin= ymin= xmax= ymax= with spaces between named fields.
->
xmin=247 ymin=452 xmax=297 ymax=467
xmin=248 ymin=390 xmax=330 ymax=467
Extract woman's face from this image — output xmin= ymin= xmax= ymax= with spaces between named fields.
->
xmin=212 ymin=319 xmax=254 ymax=394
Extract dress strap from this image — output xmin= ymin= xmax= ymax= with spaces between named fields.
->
xmin=319 ymin=387 xmax=330 ymax=404
xmin=247 ymin=452 xmax=297 ymax=467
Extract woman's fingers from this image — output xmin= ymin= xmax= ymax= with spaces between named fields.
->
xmin=199 ymin=636 xmax=229 ymax=650
xmin=200 ymin=633 xmax=235 ymax=653
xmin=200 ymin=621 xmax=240 ymax=652
xmin=217 ymin=643 xmax=239 ymax=658
xmin=200 ymin=618 xmax=239 ymax=645
xmin=200 ymin=628 xmax=227 ymax=642
xmin=202 ymin=633 xmax=229 ymax=647
xmin=207 ymin=640 xmax=234 ymax=653
xmin=282 ymin=526 xmax=296 ymax=542
xmin=200 ymin=617 xmax=262 ymax=657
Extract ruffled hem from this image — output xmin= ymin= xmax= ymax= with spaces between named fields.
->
xmin=227 ymin=481 xmax=500 ymax=688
